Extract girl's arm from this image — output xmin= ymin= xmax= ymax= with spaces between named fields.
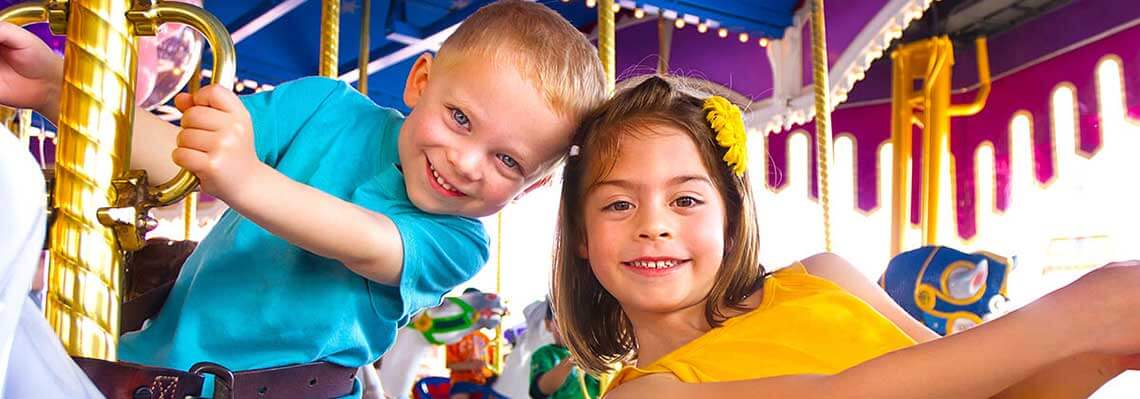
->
xmin=802 ymin=253 xmax=1128 ymax=399
xmin=606 ymin=257 xmax=1140 ymax=399
xmin=608 ymin=292 xmax=1082 ymax=399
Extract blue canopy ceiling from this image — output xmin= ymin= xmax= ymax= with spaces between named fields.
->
xmin=203 ymin=0 xmax=800 ymax=111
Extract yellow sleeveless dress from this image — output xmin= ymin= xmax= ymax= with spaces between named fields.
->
xmin=608 ymin=263 xmax=916 ymax=388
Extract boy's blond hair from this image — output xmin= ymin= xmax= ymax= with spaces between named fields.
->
xmin=436 ymin=0 xmax=606 ymax=120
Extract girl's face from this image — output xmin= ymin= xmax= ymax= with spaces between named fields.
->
xmin=581 ymin=126 xmax=727 ymax=317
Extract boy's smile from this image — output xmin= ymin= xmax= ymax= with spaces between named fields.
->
xmin=426 ymin=156 xmax=467 ymax=197
xmin=399 ymin=53 xmax=573 ymax=217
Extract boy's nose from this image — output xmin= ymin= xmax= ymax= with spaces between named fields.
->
xmin=447 ymin=148 xmax=483 ymax=182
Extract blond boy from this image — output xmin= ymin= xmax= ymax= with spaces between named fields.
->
xmin=0 ymin=0 xmax=603 ymax=394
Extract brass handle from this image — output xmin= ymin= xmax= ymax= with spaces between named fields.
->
xmin=139 ymin=1 xmax=236 ymax=207
xmin=0 ymin=2 xmax=46 ymax=26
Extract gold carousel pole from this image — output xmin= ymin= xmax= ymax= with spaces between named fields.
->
xmin=920 ymin=38 xmax=952 ymax=246
xmin=598 ymin=0 xmax=615 ymax=95
xmin=47 ymin=0 xmax=139 ymax=359
xmin=319 ymin=0 xmax=340 ymax=77
xmin=490 ymin=212 xmax=505 ymax=374
xmin=889 ymin=51 xmax=914 ymax=257
xmin=656 ymin=15 xmax=671 ymax=75
xmin=810 ymin=0 xmax=834 ymax=251
xmin=357 ymin=0 xmax=370 ymax=93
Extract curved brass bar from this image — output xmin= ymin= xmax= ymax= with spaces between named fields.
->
xmin=0 ymin=2 xmax=46 ymax=26
xmin=948 ymin=37 xmax=990 ymax=117
xmin=144 ymin=1 xmax=236 ymax=207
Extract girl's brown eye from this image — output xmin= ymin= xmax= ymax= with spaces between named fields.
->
xmin=673 ymin=196 xmax=701 ymax=207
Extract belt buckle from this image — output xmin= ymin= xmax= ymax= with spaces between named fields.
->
xmin=190 ymin=362 xmax=235 ymax=399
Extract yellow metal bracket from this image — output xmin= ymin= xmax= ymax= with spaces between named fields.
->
xmin=889 ymin=36 xmax=991 ymax=256
xmin=97 ymin=171 xmax=159 ymax=251
xmin=46 ymin=0 xmax=67 ymax=34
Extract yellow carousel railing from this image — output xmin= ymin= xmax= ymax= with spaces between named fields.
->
xmin=0 ymin=0 xmax=235 ymax=360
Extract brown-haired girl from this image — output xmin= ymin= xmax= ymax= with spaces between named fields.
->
xmin=552 ymin=76 xmax=1140 ymax=398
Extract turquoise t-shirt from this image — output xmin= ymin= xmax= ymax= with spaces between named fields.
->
xmin=119 ymin=77 xmax=489 ymax=381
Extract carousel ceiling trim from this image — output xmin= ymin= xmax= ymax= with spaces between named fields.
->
xmin=746 ymin=0 xmax=938 ymax=134
xmin=230 ymin=0 xmax=308 ymax=44
xmin=338 ymin=21 xmax=461 ymax=84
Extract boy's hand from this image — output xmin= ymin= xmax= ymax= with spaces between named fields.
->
xmin=172 ymin=85 xmax=262 ymax=201
xmin=0 ymin=23 xmax=64 ymax=120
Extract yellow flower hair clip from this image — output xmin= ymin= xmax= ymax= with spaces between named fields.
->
xmin=703 ymin=95 xmax=747 ymax=176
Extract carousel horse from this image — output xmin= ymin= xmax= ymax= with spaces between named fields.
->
xmin=880 ymin=246 xmax=1013 ymax=335
xmin=378 ymin=290 xmax=506 ymax=399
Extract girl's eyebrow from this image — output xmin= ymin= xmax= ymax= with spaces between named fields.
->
xmin=594 ymin=175 xmax=712 ymax=190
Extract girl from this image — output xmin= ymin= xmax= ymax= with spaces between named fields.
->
xmin=552 ymin=76 xmax=1140 ymax=398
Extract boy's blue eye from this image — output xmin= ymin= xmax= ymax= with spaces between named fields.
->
xmin=673 ymin=196 xmax=701 ymax=208
xmin=604 ymin=201 xmax=633 ymax=211
xmin=497 ymin=154 xmax=519 ymax=169
xmin=451 ymin=108 xmax=470 ymax=129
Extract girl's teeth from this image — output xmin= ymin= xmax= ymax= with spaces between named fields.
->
xmin=630 ymin=260 xmax=677 ymax=269
xmin=443 ymin=182 xmax=454 ymax=191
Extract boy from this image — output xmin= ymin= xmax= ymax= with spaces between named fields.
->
xmin=0 ymin=0 xmax=605 ymax=395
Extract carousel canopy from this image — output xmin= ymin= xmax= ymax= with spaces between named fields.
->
xmin=189 ymin=0 xmax=910 ymax=127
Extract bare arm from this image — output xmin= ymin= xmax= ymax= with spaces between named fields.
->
xmin=803 ymin=252 xmax=1127 ymax=399
xmin=607 ymin=293 xmax=1086 ymax=399
xmin=536 ymin=358 xmax=576 ymax=395
xmin=224 ymin=163 xmax=405 ymax=284
xmin=607 ymin=257 xmax=1140 ymax=399
xmin=173 ymin=86 xmax=406 ymax=285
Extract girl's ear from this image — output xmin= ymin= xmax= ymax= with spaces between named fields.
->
xmin=578 ymin=239 xmax=588 ymax=259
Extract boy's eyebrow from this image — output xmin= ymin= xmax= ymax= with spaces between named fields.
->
xmin=594 ymin=175 xmax=712 ymax=190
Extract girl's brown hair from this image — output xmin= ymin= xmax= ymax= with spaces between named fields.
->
xmin=552 ymin=76 xmax=766 ymax=375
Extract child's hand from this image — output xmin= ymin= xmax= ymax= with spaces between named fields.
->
xmin=0 ymin=23 xmax=64 ymax=118
xmin=172 ymin=85 xmax=262 ymax=201
xmin=1059 ymin=260 xmax=1140 ymax=356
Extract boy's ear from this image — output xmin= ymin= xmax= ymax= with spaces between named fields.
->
xmin=403 ymin=53 xmax=434 ymax=108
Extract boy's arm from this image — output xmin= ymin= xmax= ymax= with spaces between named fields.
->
xmin=227 ymin=164 xmax=405 ymax=284
xmin=173 ymin=85 xmax=406 ymax=284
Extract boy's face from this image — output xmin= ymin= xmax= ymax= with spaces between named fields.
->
xmin=399 ymin=53 xmax=574 ymax=218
